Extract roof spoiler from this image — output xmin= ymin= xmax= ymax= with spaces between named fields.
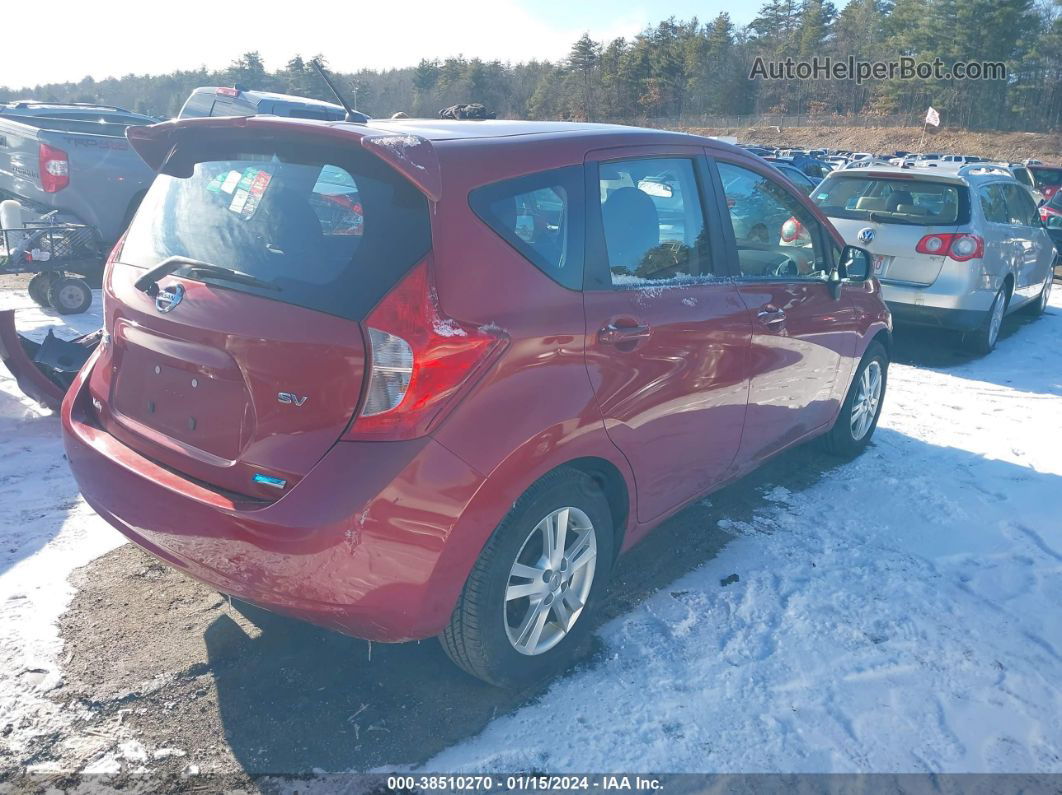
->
xmin=127 ymin=117 xmax=442 ymax=202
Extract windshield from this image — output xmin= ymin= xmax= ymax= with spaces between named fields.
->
xmin=813 ymin=175 xmax=967 ymax=226
xmin=120 ymin=135 xmax=430 ymax=320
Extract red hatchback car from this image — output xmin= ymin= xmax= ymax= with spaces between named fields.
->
xmin=61 ymin=116 xmax=891 ymax=686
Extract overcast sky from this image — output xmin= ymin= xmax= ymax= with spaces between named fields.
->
xmin=3 ymin=0 xmax=773 ymax=88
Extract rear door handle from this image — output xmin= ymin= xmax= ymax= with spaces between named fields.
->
xmin=756 ymin=307 xmax=786 ymax=326
xmin=599 ymin=323 xmax=652 ymax=345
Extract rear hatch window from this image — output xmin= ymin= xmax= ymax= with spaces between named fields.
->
xmin=813 ymin=175 xmax=969 ymax=226
xmin=120 ymin=134 xmax=431 ymax=320
xmin=814 ymin=174 xmax=968 ymax=286
xmin=101 ymin=131 xmax=431 ymax=498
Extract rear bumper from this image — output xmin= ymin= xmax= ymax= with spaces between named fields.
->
xmin=61 ymin=352 xmax=487 ymax=641
xmin=0 ymin=310 xmax=68 ymax=409
xmin=885 ymin=301 xmax=987 ymax=331
xmin=880 ymin=278 xmax=996 ymax=331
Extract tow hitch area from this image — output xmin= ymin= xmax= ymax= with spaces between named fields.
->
xmin=0 ymin=308 xmax=99 ymax=409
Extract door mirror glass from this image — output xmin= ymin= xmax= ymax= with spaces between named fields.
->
xmin=841 ymin=244 xmax=872 ymax=281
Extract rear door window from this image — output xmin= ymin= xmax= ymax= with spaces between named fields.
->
xmin=120 ymin=135 xmax=431 ymax=320
xmin=1002 ymin=183 xmax=1039 ymax=227
xmin=979 ymin=184 xmax=1009 ymax=224
xmin=814 ymin=175 xmax=967 ymax=226
xmin=1012 ymin=168 xmax=1034 ymax=189
xmin=469 ymin=166 xmax=584 ymax=290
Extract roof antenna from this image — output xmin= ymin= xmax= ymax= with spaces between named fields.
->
xmin=309 ymin=59 xmax=368 ymax=124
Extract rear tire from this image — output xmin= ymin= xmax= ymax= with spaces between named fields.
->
xmin=440 ymin=467 xmax=615 ymax=688
xmin=965 ymin=286 xmax=1008 ymax=354
xmin=824 ymin=341 xmax=888 ymax=458
xmin=47 ymin=276 xmax=92 ymax=315
xmin=1022 ymin=275 xmax=1052 ymax=317
xmin=27 ymin=273 xmax=55 ymax=308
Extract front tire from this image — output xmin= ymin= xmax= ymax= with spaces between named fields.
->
xmin=824 ymin=341 xmax=888 ymax=458
xmin=440 ymin=467 xmax=615 ymax=688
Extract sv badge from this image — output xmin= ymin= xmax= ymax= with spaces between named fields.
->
xmin=277 ymin=392 xmax=309 ymax=406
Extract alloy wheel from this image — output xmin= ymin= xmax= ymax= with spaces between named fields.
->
xmin=850 ymin=360 xmax=882 ymax=441
xmin=504 ymin=506 xmax=597 ymax=656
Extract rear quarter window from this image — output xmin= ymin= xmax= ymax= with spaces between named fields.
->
xmin=469 ymin=166 xmax=585 ymax=290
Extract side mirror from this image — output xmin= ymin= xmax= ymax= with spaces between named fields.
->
xmin=840 ymin=244 xmax=872 ymax=281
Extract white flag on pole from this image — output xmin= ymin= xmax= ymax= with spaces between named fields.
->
xmin=925 ymin=107 xmax=941 ymax=127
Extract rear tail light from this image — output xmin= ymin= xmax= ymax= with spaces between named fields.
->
xmin=1041 ymin=204 xmax=1061 ymax=222
xmin=344 ymin=262 xmax=506 ymax=440
xmin=38 ymin=143 xmax=69 ymax=193
xmin=780 ymin=216 xmax=810 ymax=245
xmin=916 ymin=233 xmax=984 ymax=262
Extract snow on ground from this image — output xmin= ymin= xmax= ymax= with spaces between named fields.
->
xmin=425 ymin=296 xmax=1062 ymax=773
xmin=0 ymin=289 xmax=124 ymax=758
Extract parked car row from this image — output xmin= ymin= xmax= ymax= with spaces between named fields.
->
xmin=0 ymin=93 xmax=1057 ymax=688
xmin=737 ymin=142 xmax=1060 ymax=351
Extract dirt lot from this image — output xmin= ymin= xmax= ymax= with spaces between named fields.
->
xmin=677 ymin=124 xmax=1061 ymax=164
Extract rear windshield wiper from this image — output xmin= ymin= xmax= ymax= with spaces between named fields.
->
xmin=134 ymin=256 xmax=280 ymax=295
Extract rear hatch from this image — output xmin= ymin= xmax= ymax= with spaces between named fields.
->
xmin=88 ymin=126 xmax=432 ymax=499
xmin=813 ymin=172 xmax=967 ymax=286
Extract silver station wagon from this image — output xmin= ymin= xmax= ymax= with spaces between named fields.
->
xmin=810 ymin=164 xmax=1055 ymax=353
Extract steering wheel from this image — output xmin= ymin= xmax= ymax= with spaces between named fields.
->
xmin=771 ymin=255 xmax=801 ymax=277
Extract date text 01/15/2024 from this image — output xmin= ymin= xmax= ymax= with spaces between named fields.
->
xmin=385 ymin=776 xmax=663 ymax=791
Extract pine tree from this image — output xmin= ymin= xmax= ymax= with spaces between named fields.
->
xmin=568 ymin=33 xmax=601 ymax=121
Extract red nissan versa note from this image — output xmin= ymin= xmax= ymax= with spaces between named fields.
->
xmin=61 ymin=116 xmax=891 ymax=686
